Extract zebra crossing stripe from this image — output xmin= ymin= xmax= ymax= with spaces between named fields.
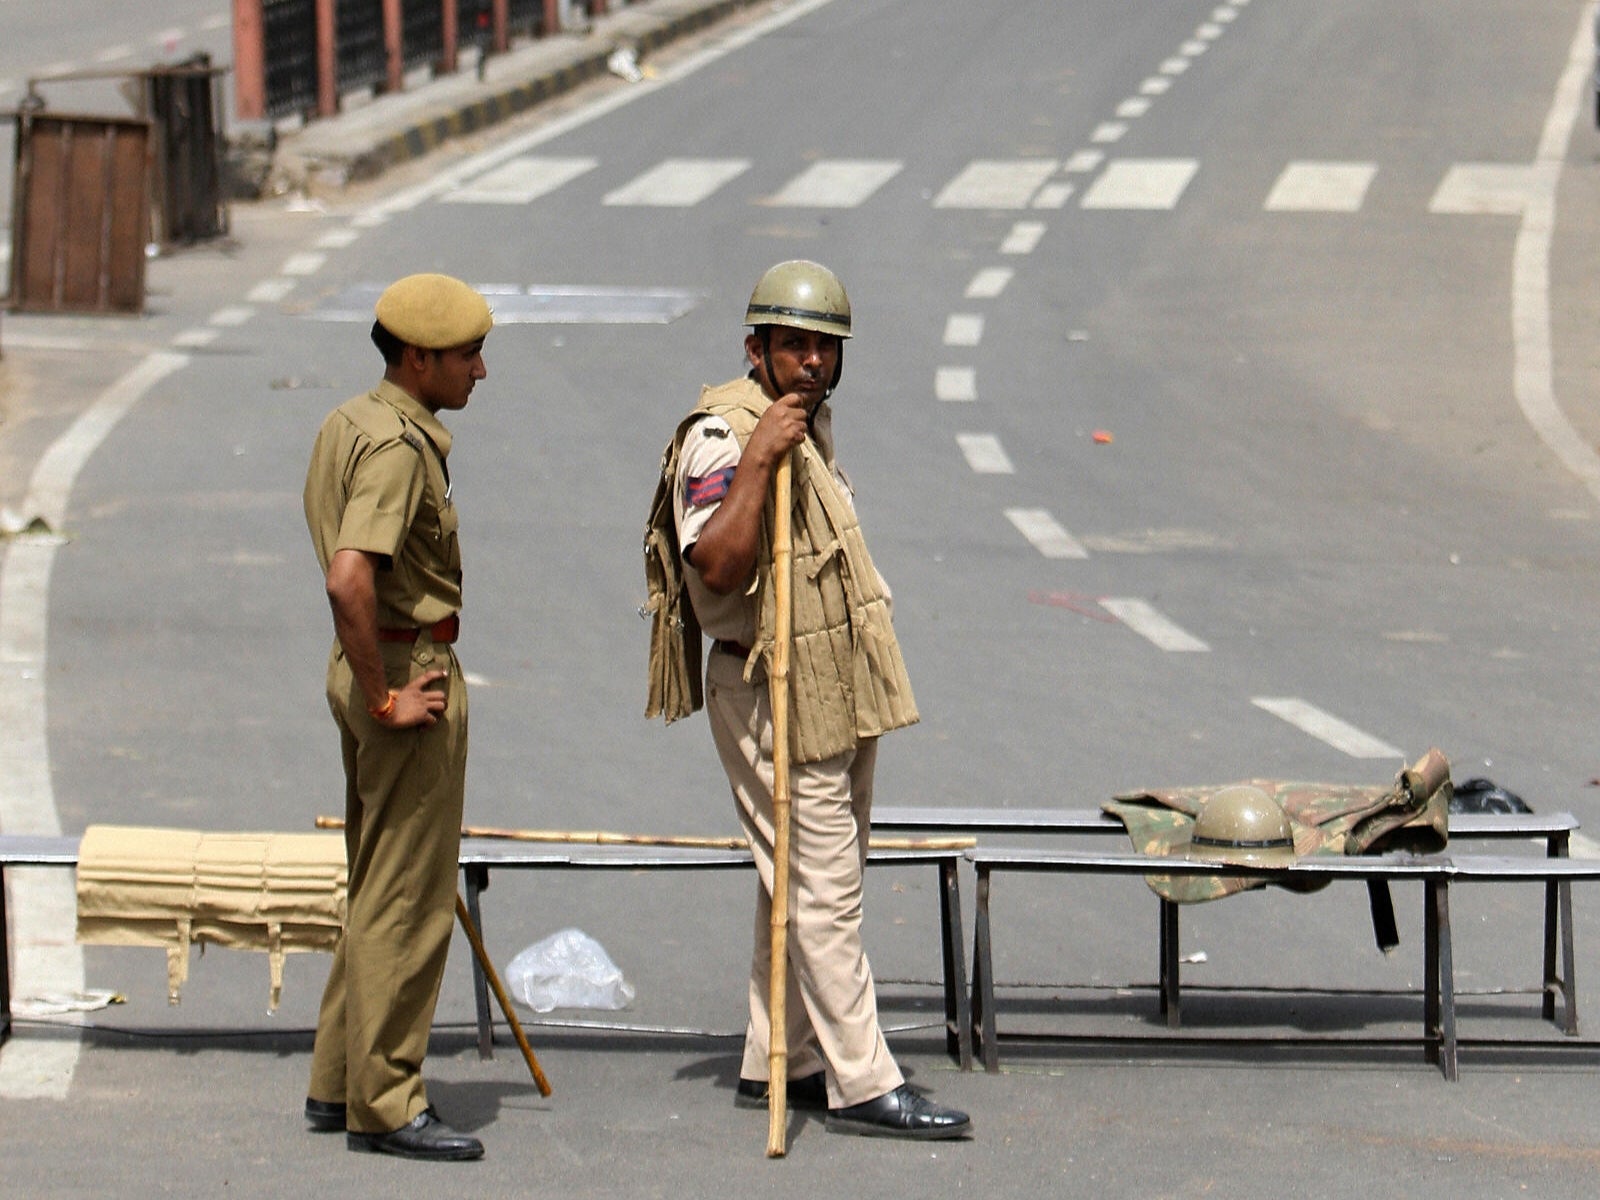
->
xmin=447 ymin=156 xmax=598 ymax=204
xmin=764 ymin=159 xmax=902 ymax=207
xmin=1265 ymin=162 xmax=1376 ymax=212
xmin=603 ymin=158 xmax=750 ymax=206
xmin=1429 ymin=164 xmax=1538 ymax=215
xmin=934 ymin=159 xmax=1059 ymax=209
xmin=1081 ymin=159 xmax=1199 ymax=210
xmin=1252 ymin=697 xmax=1403 ymax=759
xmin=412 ymin=151 xmax=1520 ymax=220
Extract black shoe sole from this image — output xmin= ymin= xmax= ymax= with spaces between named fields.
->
xmin=346 ymin=1132 xmax=485 ymax=1161
xmin=825 ymin=1115 xmax=973 ymax=1141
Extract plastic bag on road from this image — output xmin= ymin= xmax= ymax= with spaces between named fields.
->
xmin=505 ymin=928 xmax=636 ymax=1013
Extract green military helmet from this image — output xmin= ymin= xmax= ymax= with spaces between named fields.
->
xmin=1187 ymin=785 xmax=1298 ymax=866
xmin=744 ymin=260 xmax=853 ymax=339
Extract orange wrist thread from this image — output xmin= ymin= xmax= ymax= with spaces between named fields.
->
xmin=368 ymin=690 xmax=397 ymax=719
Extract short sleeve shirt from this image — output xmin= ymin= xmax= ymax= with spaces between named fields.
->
xmin=304 ymin=379 xmax=462 ymax=627
xmin=673 ymin=414 xmax=753 ymax=645
xmin=672 ymin=408 xmax=876 ymax=644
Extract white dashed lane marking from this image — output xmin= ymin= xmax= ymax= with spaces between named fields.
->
xmin=943 ymin=314 xmax=984 ymax=347
xmin=1005 ymin=508 xmax=1087 ymax=559
xmin=1000 ymin=221 xmax=1047 ymax=254
xmin=935 ymin=367 xmax=977 ymax=402
xmin=1251 ymin=697 xmax=1404 ymax=759
xmin=965 ymin=267 xmax=1014 ymax=299
xmin=1099 ymin=598 xmax=1210 ymax=651
xmin=957 ymin=434 xmax=1015 ymax=475
xmin=247 ymin=279 xmax=295 ymax=303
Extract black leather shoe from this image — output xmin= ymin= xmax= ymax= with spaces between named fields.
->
xmin=346 ymin=1107 xmax=484 ymax=1161
xmin=734 ymin=1071 xmax=828 ymax=1111
xmin=305 ymin=1097 xmax=346 ymax=1133
xmin=826 ymin=1084 xmax=972 ymax=1140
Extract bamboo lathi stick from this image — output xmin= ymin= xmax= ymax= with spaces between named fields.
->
xmin=454 ymin=892 xmax=553 ymax=1097
xmin=313 ymin=816 xmax=974 ymax=853
xmin=766 ymin=449 xmax=794 ymax=1159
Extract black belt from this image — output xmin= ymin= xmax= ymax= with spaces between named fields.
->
xmin=713 ymin=640 xmax=752 ymax=658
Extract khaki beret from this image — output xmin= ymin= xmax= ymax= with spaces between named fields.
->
xmin=374 ymin=273 xmax=493 ymax=349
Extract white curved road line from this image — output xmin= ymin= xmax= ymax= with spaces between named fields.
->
xmin=1513 ymin=4 xmax=1600 ymax=502
xmin=0 ymin=352 xmax=188 ymax=1098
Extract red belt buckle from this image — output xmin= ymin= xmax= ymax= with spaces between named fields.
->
xmin=428 ymin=614 xmax=460 ymax=644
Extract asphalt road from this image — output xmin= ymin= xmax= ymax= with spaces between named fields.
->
xmin=5 ymin=1 xmax=1600 ymax=1196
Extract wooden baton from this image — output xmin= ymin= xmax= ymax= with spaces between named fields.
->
xmin=766 ymin=448 xmax=795 ymax=1159
xmin=454 ymin=892 xmax=553 ymax=1098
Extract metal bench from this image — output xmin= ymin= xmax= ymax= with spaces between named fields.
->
xmin=457 ymin=840 xmax=972 ymax=1067
xmin=874 ymin=805 xmax=1579 ymax=1030
xmin=963 ymin=845 xmax=1598 ymax=1080
xmin=0 ymin=835 xmax=970 ymax=1068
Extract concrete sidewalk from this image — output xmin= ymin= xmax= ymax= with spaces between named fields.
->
xmin=265 ymin=0 xmax=766 ymax=192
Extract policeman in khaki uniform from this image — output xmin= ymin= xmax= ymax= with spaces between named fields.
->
xmin=646 ymin=262 xmax=971 ymax=1140
xmin=302 ymin=274 xmax=490 ymax=1162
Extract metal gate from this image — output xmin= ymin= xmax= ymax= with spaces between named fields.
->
xmin=8 ymin=110 xmax=151 ymax=314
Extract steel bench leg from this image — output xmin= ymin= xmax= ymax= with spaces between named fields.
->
xmin=1543 ymin=832 xmax=1578 ymax=1035
xmin=971 ymin=867 xmax=998 ymax=1073
xmin=937 ymin=859 xmax=972 ymax=1070
xmin=1 ymin=865 xmax=11 ymax=1047
xmin=1426 ymin=879 xmax=1458 ymax=1081
xmin=1161 ymin=898 xmax=1181 ymax=1028
xmin=1424 ymin=877 xmax=1439 ymax=1067
xmin=463 ymin=864 xmax=495 ymax=1060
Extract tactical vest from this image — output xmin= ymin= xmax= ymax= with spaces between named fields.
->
xmin=644 ymin=378 xmax=918 ymax=763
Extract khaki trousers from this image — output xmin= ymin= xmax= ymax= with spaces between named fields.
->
xmin=308 ymin=637 xmax=468 ymax=1134
xmin=705 ymin=648 xmax=903 ymax=1109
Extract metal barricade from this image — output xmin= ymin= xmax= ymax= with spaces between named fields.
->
xmin=8 ymin=108 xmax=151 ymax=314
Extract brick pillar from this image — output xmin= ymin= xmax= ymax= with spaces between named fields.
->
xmin=383 ymin=0 xmax=404 ymax=93
xmin=233 ymin=0 xmax=266 ymax=120
xmin=315 ymin=0 xmax=338 ymax=116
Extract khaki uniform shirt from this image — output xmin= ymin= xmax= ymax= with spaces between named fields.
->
xmin=303 ymin=379 xmax=462 ymax=627
xmin=672 ymin=405 xmax=881 ymax=646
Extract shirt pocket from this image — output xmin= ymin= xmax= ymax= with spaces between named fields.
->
xmin=436 ymin=499 xmax=461 ymax=572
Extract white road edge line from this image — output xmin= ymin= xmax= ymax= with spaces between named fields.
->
xmin=1510 ymin=2 xmax=1600 ymax=505
xmin=0 ymin=352 xmax=190 ymax=1098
